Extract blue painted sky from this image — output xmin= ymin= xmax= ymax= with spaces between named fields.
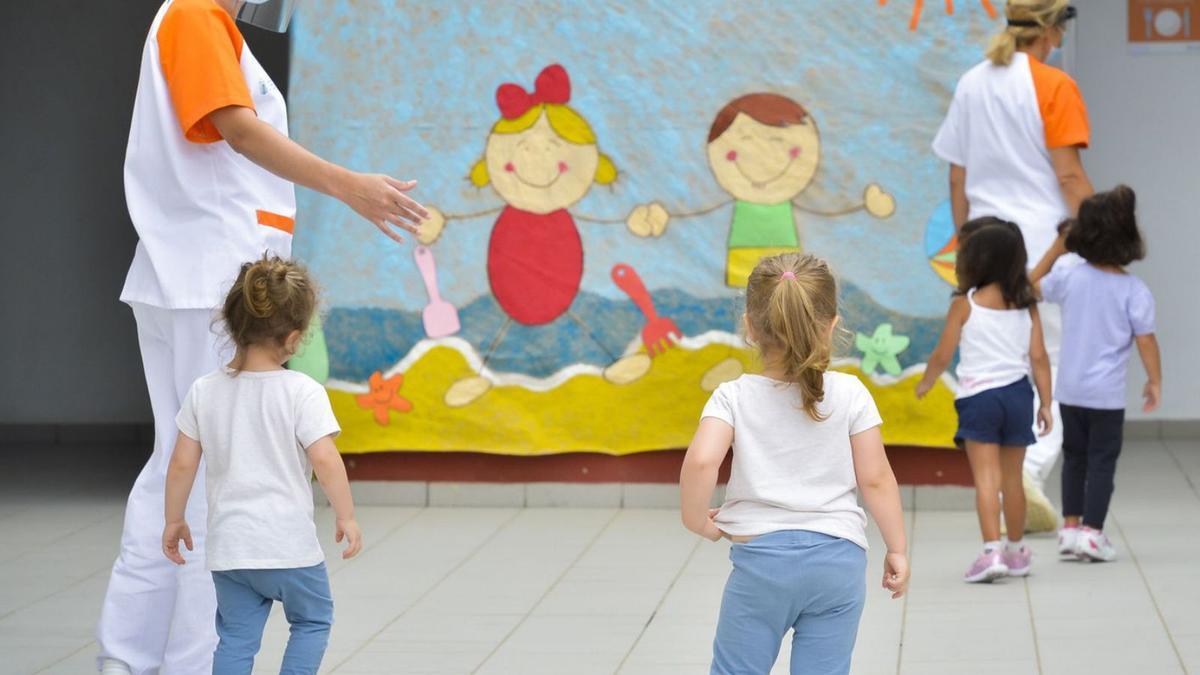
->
xmin=289 ymin=1 xmax=997 ymax=319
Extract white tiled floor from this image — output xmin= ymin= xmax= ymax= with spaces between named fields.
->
xmin=3 ymin=440 xmax=1197 ymax=674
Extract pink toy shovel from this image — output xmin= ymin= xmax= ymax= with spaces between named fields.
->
xmin=414 ymin=246 xmax=460 ymax=338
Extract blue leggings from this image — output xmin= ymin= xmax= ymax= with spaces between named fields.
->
xmin=211 ymin=563 xmax=333 ymax=675
xmin=712 ymin=530 xmax=867 ymax=675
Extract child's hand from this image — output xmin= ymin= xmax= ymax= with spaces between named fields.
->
xmin=336 ymin=518 xmax=363 ymax=559
xmin=162 ymin=520 xmax=193 ymax=565
xmin=1143 ymin=381 xmax=1161 ymax=413
xmin=699 ymin=518 xmax=726 ymax=542
xmin=1037 ymin=404 xmax=1054 ymax=436
xmin=883 ymin=551 xmax=909 ymax=599
xmin=915 ymin=378 xmax=933 ymax=399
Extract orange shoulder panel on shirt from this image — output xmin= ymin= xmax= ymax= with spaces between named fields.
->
xmin=1028 ymin=57 xmax=1090 ymax=150
xmin=157 ymin=0 xmax=255 ymax=143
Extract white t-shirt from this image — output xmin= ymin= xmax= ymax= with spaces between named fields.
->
xmin=703 ymin=372 xmax=883 ymax=550
xmin=955 ymin=289 xmax=1033 ymax=399
xmin=176 ymin=368 xmax=340 ymax=571
xmin=932 ymin=53 xmax=1090 ymax=264
xmin=122 ymin=0 xmax=296 ymax=309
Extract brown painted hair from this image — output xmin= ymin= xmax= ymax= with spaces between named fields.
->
xmin=222 ymin=255 xmax=317 ymax=355
xmin=745 ymin=253 xmax=839 ymax=421
xmin=707 ymin=93 xmax=809 ymax=143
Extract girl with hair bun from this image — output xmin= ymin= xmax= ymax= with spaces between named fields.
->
xmin=162 ymin=257 xmax=361 ymax=672
xmin=933 ymin=0 xmax=1092 ymax=534
xmin=680 ymin=253 xmax=908 ymax=674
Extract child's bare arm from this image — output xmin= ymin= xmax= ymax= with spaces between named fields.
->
xmin=1029 ymin=306 xmax=1054 ymax=435
xmin=679 ymin=418 xmax=733 ymax=541
xmin=1030 ymin=231 xmax=1069 ymax=295
xmin=307 ymin=435 xmax=362 ymax=559
xmin=916 ymin=296 xmax=969 ymax=398
xmin=1135 ymin=333 xmax=1162 ymax=413
xmin=163 ymin=432 xmax=201 ymax=565
xmin=850 ymin=427 xmax=909 ymax=598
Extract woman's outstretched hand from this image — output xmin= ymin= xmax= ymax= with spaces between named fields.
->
xmin=338 ymin=173 xmax=429 ymax=243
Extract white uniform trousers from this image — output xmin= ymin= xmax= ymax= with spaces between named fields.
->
xmin=1025 ymin=301 xmax=1063 ymax=487
xmin=96 ymin=303 xmax=230 ymax=675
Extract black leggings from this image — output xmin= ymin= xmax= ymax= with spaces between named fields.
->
xmin=1060 ymin=404 xmax=1125 ymax=529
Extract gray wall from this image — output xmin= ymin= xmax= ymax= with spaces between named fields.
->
xmin=1073 ymin=3 xmax=1199 ymax=420
xmin=0 ymin=1 xmax=289 ymax=425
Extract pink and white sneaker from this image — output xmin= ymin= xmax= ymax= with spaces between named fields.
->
xmin=1076 ymin=527 xmax=1117 ymax=562
xmin=1003 ymin=545 xmax=1032 ymax=576
xmin=964 ymin=549 xmax=1009 ymax=583
xmin=1058 ymin=527 xmax=1080 ymax=556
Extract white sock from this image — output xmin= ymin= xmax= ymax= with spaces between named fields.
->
xmin=1005 ymin=539 xmax=1025 ymax=552
xmin=101 ymin=659 xmax=132 ymax=675
xmin=983 ymin=540 xmax=1002 ymax=552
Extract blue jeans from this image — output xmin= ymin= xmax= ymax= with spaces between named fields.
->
xmin=211 ymin=563 xmax=333 ymax=675
xmin=712 ymin=530 xmax=867 ymax=675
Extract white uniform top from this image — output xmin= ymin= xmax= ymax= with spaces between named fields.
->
xmin=932 ymin=53 xmax=1090 ymax=264
xmin=955 ymin=289 xmax=1033 ymax=399
xmin=177 ymin=368 xmax=341 ymax=571
xmin=122 ymin=0 xmax=296 ymax=310
xmin=703 ymin=372 xmax=883 ymax=551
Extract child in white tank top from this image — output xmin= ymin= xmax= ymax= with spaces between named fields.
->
xmin=917 ymin=218 xmax=1053 ymax=583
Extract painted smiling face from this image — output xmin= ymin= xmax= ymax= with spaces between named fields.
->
xmin=706 ymin=93 xmax=821 ymax=205
xmin=484 ymin=112 xmax=600 ymax=215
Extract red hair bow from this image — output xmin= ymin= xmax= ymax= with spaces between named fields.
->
xmin=495 ymin=64 xmax=571 ymax=120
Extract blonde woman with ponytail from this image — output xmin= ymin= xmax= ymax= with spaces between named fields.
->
xmin=933 ymin=0 xmax=1092 ymax=535
xmin=163 ymin=257 xmax=360 ymax=672
xmin=680 ymin=253 xmax=909 ymax=675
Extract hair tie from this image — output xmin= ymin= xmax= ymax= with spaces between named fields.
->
xmin=781 ymin=271 xmax=796 ymax=280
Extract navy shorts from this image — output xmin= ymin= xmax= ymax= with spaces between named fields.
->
xmin=954 ymin=377 xmax=1036 ymax=447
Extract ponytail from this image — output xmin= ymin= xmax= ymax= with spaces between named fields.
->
xmin=745 ymin=253 xmax=840 ymax=421
xmin=986 ymin=0 xmax=1071 ymax=66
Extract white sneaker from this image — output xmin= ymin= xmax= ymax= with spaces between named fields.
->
xmin=1076 ymin=527 xmax=1117 ymax=562
xmin=101 ymin=659 xmax=133 ymax=675
xmin=1057 ymin=527 xmax=1080 ymax=556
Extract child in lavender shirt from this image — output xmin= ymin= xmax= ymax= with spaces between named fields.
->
xmin=1032 ymin=185 xmax=1162 ymax=563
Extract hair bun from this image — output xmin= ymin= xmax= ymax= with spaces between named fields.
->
xmin=242 ymin=262 xmax=277 ymax=318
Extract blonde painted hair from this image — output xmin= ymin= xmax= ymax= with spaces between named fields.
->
xmin=745 ymin=253 xmax=839 ymax=421
xmin=469 ymin=103 xmax=618 ymax=187
xmin=986 ymin=0 xmax=1070 ymax=66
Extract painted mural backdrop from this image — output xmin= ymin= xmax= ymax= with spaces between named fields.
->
xmin=287 ymin=1 xmax=1000 ymax=455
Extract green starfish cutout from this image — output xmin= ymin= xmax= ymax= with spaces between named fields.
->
xmin=855 ymin=323 xmax=910 ymax=376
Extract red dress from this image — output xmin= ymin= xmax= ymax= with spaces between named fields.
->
xmin=487 ymin=206 xmax=583 ymax=326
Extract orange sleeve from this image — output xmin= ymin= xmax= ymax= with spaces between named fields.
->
xmin=157 ymin=0 xmax=254 ymax=143
xmin=1030 ymin=60 xmax=1090 ymax=149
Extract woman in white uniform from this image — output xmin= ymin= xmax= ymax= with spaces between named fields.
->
xmin=932 ymin=0 xmax=1093 ymax=533
xmin=98 ymin=1 xmax=428 ymax=673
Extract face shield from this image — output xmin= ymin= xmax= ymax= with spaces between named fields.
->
xmin=236 ymin=0 xmax=298 ymax=33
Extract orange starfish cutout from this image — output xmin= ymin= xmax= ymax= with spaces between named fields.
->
xmin=355 ymin=371 xmax=413 ymax=426
xmin=879 ymin=0 xmax=998 ymax=31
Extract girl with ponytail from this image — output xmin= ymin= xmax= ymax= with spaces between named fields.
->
xmin=680 ymin=253 xmax=909 ymax=674
xmin=933 ymin=0 xmax=1091 ymax=535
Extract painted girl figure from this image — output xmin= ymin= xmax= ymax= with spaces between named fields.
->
xmin=628 ymin=93 xmax=896 ymax=388
xmin=420 ymin=64 xmax=649 ymax=406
